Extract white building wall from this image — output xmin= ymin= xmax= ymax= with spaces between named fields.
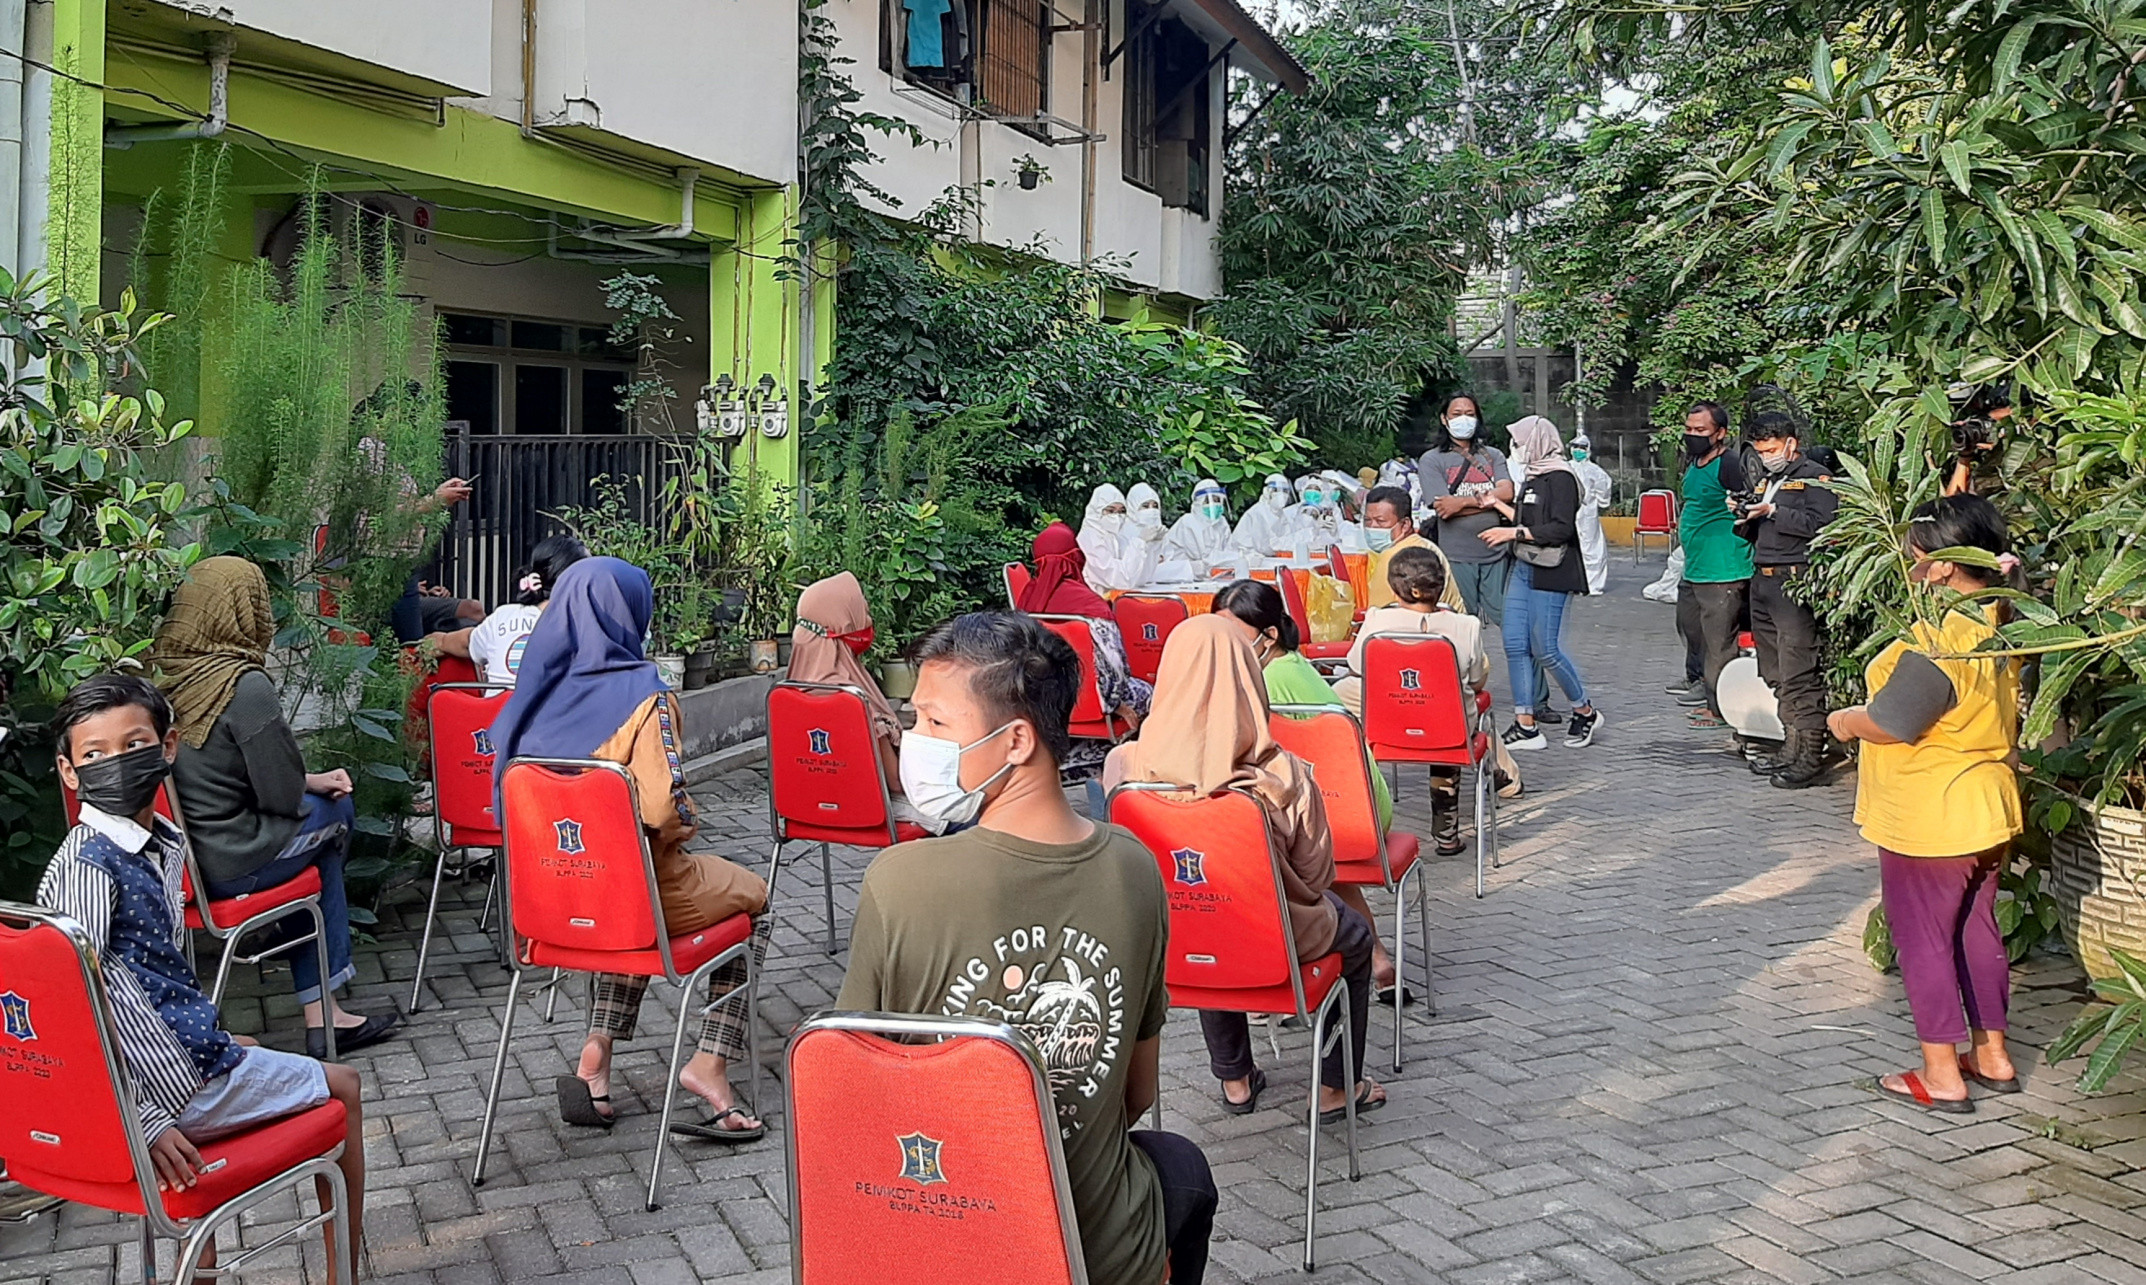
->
xmin=145 ymin=0 xmax=495 ymax=93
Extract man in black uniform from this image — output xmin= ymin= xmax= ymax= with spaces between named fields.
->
xmin=1734 ymin=412 xmax=1839 ymax=788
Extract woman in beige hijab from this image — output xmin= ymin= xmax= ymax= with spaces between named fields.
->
xmin=789 ymin=572 xmax=903 ymax=782
xmin=1105 ymin=614 xmax=1384 ymax=1119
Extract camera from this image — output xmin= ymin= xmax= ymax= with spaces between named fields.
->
xmin=1947 ymin=382 xmax=2013 ymax=457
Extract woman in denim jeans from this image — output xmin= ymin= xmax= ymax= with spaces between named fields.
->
xmin=1479 ymin=417 xmax=1605 ymax=751
xmin=154 ymin=556 xmax=402 ymax=1057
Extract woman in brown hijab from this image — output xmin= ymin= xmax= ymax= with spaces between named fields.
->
xmin=154 ymin=556 xmax=400 ymax=1055
xmin=789 ymin=572 xmax=903 ymax=782
xmin=1104 ymin=613 xmax=1384 ymax=1119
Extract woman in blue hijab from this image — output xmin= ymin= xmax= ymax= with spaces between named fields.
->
xmin=491 ymin=557 xmax=771 ymax=1142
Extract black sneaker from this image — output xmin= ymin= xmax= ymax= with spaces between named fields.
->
xmin=1502 ymin=721 xmax=1547 ymax=751
xmin=1563 ymin=709 xmax=1602 ymax=748
xmin=1536 ymin=707 xmax=1566 ymax=726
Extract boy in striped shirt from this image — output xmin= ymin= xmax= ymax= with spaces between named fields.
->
xmin=37 ymin=673 xmax=366 ymax=1280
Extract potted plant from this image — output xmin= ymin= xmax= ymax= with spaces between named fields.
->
xmin=721 ymin=474 xmax=794 ymax=674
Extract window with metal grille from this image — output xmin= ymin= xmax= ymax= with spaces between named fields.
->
xmin=882 ymin=0 xmax=1049 ymax=128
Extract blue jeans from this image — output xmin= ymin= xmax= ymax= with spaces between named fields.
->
xmin=1502 ymin=562 xmax=1589 ymax=716
xmin=205 ymin=793 xmax=357 ymax=1004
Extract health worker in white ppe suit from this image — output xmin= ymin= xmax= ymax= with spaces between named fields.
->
xmin=1166 ymin=478 xmax=1236 ymax=573
xmin=1570 ymin=434 xmax=1614 ymax=595
xmin=1232 ymin=473 xmax=1300 ymax=557
xmin=1124 ymin=481 xmax=1195 ymax=582
xmin=1078 ymin=483 xmax=1163 ymax=594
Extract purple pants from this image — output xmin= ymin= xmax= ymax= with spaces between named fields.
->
xmin=1879 ymin=846 xmax=2010 ymax=1044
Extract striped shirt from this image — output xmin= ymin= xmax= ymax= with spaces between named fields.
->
xmin=36 ymin=805 xmax=242 ymax=1140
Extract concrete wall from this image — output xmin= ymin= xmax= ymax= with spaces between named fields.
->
xmin=145 ymin=0 xmax=495 ymax=93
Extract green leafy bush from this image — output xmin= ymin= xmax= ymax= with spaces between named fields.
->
xmin=0 ymin=274 xmax=201 ymax=896
xmin=2048 ymin=947 xmax=2146 ymax=1093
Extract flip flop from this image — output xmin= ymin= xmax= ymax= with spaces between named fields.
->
xmin=1374 ymin=985 xmax=1416 ymax=1008
xmin=1320 ymin=1085 xmax=1388 ymax=1125
xmin=1220 ymin=1069 xmax=1267 ymax=1115
xmin=1874 ymin=1071 xmax=1974 ymax=1114
xmin=668 ymin=1106 xmax=766 ymax=1144
xmin=1960 ymin=1056 xmax=2023 ymax=1094
xmin=556 ymin=1076 xmax=617 ymax=1129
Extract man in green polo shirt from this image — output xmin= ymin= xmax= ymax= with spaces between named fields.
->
xmin=1677 ymin=401 xmax=1753 ymax=727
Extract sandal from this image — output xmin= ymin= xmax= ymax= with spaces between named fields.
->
xmin=556 ymin=1075 xmax=616 ymax=1129
xmin=668 ymin=1105 xmax=766 ymax=1144
xmin=1220 ymin=1069 xmax=1267 ymax=1116
xmin=1874 ymin=1071 xmax=1973 ymax=1114
xmin=1960 ymin=1055 xmax=2022 ymax=1095
xmin=1320 ymin=1084 xmax=1388 ymax=1125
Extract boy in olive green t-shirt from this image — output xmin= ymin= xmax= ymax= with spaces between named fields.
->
xmin=835 ymin=612 xmax=1217 ymax=1285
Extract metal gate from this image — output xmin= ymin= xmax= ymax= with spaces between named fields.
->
xmin=432 ymin=432 xmax=673 ymax=608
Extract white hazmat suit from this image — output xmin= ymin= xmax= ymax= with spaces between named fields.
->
xmin=1232 ymin=473 xmax=1301 ymax=557
xmin=1124 ymin=481 xmax=1194 ymax=582
xmin=1571 ymin=435 xmax=1614 ymax=595
xmin=1166 ymin=478 xmax=1236 ymax=573
xmin=1077 ymin=483 xmax=1163 ymax=594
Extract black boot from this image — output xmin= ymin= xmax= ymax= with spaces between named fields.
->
xmin=1432 ymin=781 xmax=1463 ymax=856
xmin=1750 ymin=728 xmax=1797 ymax=775
xmin=1771 ymin=730 xmax=1831 ymax=789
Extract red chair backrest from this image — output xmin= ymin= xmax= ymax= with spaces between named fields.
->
xmin=1036 ymin=618 xmax=1110 ymax=731
xmin=788 ymin=1017 xmax=1082 ymax=1285
xmin=500 ymin=759 xmax=661 ymax=954
xmin=1111 ymin=595 xmax=1188 ymax=684
xmin=768 ymin=682 xmax=895 ymax=838
xmin=1637 ymin=489 xmax=1677 ymax=532
xmin=0 ymin=907 xmax=151 ymax=1208
xmin=1267 ymin=709 xmax=1383 ymax=863
xmin=1275 ymin=566 xmax=1316 ymax=643
xmin=430 ymin=685 xmax=512 ymax=838
xmin=1004 ymin=562 xmax=1032 ymax=609
xmin=1110 ymin=786 xmax=1294 ymax=992
xmin=1359 ymin=634 xmax=1470 ymax=757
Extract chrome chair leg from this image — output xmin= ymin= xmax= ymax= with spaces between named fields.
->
xmin=648 ymin=975 xmax=700 ymax=1211
xmin=473 ymin=967 xmax=525 ymax=1186
xmin=137 ymin=1216 xmax=156 ymax=1285
xmin=820 ymin=842 xmax=837 ymax=955
xmin=1417 ymin=865 xmax=1434 ymax=1017
xmin=1389 ymin=879 xmax=1406 ymax=1074
xmin=311 ymin=901 xmax=337 ymax=1062
xmin=544 ymin=966 xmax=563 ymax=1023
xmin=410 ymin=847 xmax=452 ymax=1013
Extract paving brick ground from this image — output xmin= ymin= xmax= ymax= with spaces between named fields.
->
xmin=8 ymin=549 xmax=2145 ymax=1284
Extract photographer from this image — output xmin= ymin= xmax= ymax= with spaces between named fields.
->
xmin=1732 ymin=413 xmax=1839 ymax=788
xmin=1943 ymin=385 xmax=2012 ymax=497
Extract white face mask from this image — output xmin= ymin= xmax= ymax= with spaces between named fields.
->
xmin=1449 ymin=415 xmax=1479 ymax=441
xmin=898 ymin=722 xmax=1016 ymax=826
xmin=1263 ymin=489 xmax=1289 ymax=512
xmin=1509 ymin=441 xmax=1530 ymax=474
xmin=1133 ymin=504 xmax=1162 ymax=529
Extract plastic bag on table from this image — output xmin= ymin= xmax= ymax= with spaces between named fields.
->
xmin=1306 ymin=574 xmax=1356 ymax=643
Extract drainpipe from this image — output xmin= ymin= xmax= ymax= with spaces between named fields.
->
xmin=520 ymin=0 xmax=537 ymax=137
xmin=544 ymin=168 xmax=709 ymax=262
xmin=15 ymin=0 xmax=49 ymax=285
xmin=105 ymin=32 xmax=236 ymax=148
xmin=0 ymin=0 xmax=25 ymax=278
xmin=1079 ymin=0 xmax=1096 ymax=262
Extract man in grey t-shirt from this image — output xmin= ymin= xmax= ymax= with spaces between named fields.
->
xmin=1418 ymin=396 xmax=1515 ymax=627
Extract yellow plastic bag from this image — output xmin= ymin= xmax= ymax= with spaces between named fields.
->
xmin=1306 ymin=573 xmax=1356 ymax=643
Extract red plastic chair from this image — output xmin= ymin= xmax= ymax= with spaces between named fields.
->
xmin=1635 ymin=489 xmax=1679 ymax=556
xmin=1268 ymin=706 xmax=1430 ymax=1069
xmin=1277 ymin=566 xmax=1350 ymax=666
xmin=0 ymin=903 xmax=354 ymax=1283
xmin=409 ymin=683 xmax=512 ymax=1011
xmin=1328 ymin=544 xmax=1370 ymax=625
xmin=1112 ymin=594 xmax=1190 ymax=684
xmin=1034 ymin=617 xmax=1133 ymax=743
xmin=1358 ymin=634 xmax=1500 ymax=898
xmin=1108 ymin=783 xmax=1362 ymax=1272
xmin=786 ymin=1013 xmax=1088 ymax=1285
xmin=475 ymin=757 xmax=760 ymax=1211
xmin=64 ymin=781 xmax=340 ymax=1060
xmin=1004 ymin=562 xmax=1032 ymax=609
xmin=767 ymin=681 xmax=929 ymax=955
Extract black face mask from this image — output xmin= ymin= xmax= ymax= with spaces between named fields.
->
xmin=74 ymin=743 xmax=171 ymax=818
xmin=1683 ymin=433 xmax=1717 ymax=460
